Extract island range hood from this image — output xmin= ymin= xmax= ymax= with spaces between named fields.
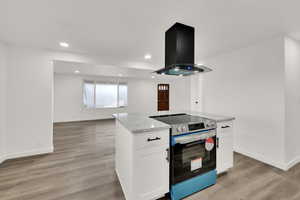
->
xmin=154 ymin=22 xmax=212 ymax=76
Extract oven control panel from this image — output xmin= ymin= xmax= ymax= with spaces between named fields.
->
xmin=171 ymin=119 xmax=216 ymax=136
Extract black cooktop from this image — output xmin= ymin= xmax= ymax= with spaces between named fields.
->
xmin=149 ymin=113 xmax=204 ymax=125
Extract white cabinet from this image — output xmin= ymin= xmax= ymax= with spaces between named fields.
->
xmin=133 ymin=146 xmax=169 ymax=200
xmin=115 ymin=121 xmax=169 ymax=200
xmin=216 ymin=120 xmax=234 ymax=174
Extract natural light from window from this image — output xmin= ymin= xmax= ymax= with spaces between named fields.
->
xmin=83 ymin=81 xmax=128 ymax=108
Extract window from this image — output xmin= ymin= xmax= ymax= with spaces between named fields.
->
xmin=83 ymin=81 xmax=128 ymax=108
xmin=95 ymin=83 xmax=118 ymax=108
xmin=83 ymin=81 xmax=95 ymax=108
xmin=118 ymin=84 xmax=128 ymax=107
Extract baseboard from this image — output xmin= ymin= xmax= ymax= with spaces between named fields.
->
xmin=234 ymin=147 xmax=287 ymax=171
xmin=285 ymin=156 xmax=300 ymax=171
xmin=53 ymin=117 xmax=114 ymax=124
xmin=4 ymin=146 xmax=54 ymax=161
xmin=0 ymin=155 xmax=6 ymax=164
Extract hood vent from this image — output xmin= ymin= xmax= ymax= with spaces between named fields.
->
xmin=155 ymin=22 xmax=212 ymax=76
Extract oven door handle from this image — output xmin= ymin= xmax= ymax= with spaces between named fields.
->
xmin=174 ymin=133 xmax=215 ymax=145
xmin=175 ymin=137 xmax=206 ymax=145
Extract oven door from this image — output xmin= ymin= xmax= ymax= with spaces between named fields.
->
xmin=171 ymin=130 xmax=216 ymax=185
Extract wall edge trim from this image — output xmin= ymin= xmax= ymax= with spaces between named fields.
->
xmin=0 ymin=155 xmax=6 ymax=164
xmin=285 ymin=156 xmax=300 ymax=171
xmin=53 ymin=117 xmax=114 ymax=124
xmin=1 ymin=146 xmax=54 ymax=164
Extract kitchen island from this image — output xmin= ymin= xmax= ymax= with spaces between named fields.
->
xmin=113 ymin=112 xmax=235 ymax=200
xmin=113 ymin=111 xmax=235 ymax=128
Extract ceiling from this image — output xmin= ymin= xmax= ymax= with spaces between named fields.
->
xmin=54 ymin=60 xmax=188 ymax=80
xmin=1 ymin=0 xmax=300 ymax=70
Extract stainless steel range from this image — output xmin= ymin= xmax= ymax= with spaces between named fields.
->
xmin=150 ymin=113 xmax=216 ymax=135
xmin=150 ymin=113 xmax=217 ymax=200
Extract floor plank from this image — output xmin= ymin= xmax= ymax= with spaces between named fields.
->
xmin=0 ymin=119 xmax=299 ymax=200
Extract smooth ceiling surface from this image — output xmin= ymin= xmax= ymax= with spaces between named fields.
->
xmin=0 ymin=0 xmax=299 ymax=69
xmin=53 ymin=60 xmax=187 ymax=80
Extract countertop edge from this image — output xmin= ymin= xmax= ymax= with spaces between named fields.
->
xmin=188 ymin=112 xmax=235 ymax=123
xmin=113 ymin=112 xmax=235 ymax=134
xmin=113 ymin=114 xmax=171 ymax=134
xmin=131 ymin=126 xmax=170 ymax=133
xmin=212 ymin=117 xmax=235 ymax=123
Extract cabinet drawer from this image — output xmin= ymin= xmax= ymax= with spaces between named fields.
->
xmin=134 ymin=130 xmax=169 ymax=150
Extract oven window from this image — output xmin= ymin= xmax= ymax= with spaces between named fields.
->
xmin=172 ymin=137 xmax=216 ymax=184
xmin=182 ymin=142 xmax=208 ymax=164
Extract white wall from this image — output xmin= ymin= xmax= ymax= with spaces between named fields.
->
xmin=54 ymin=74 xmax=126 ymax=122
xmin=200 ymin=37 xmax=286 ymax=169
xmin=0 ymin=42 xmax=7 ymax=163
xmin=0 ymin=45 xmax=109 ymax=162
xmin=190 ymin=74 xmax=204 ymax=112
xmin=128 ymin=77 xmax=191 ymax=114
xmin=5 ymin=46 xmax=54 ymax=157
xmin=54 ymin=74 xmax=191 ymax=122
xmin=284 ymin=37 xmax=300 ymax=165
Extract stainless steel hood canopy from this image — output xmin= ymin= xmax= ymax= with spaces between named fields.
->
xmin=155 ymin=23 xmax=212 ymax=76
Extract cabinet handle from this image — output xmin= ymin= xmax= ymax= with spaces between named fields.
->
xmin=166 ymin=148 xmax=170 ymax=162
xmin=216 ymin=137 xmax=219 ymax=148
xmin=147 ymin=137 xmax=161 ymax=142
xmin=221 ymin=125 xmax=231 ymax=129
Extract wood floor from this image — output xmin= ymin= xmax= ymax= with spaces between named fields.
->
xmin=1 ymin=120 xmax=300 ymax=200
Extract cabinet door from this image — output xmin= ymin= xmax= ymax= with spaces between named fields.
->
xmin=217 ymin=121 xmax=233 ymax=174
xmin=133 ymin=146 xmax=169 ymax=200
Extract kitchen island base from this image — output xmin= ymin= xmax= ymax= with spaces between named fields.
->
xmin=115 ymin=120 xmax=170 ymax=200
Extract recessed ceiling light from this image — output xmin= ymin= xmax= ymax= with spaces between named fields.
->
xmin=144 ymin=54 xmax=152 ymax=60
xmin=59 ymin=42 xmax=69 ymax=48
xmin=74 ymin=70 xmax=80 ymax=74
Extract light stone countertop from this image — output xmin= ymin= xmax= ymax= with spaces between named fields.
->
xmin=112 ymin=113 xmax=171 ymax=133
xmin=113 ymin=111 xmax=235 ymax=133
xmin=188 ymin=112 xmax=235 ymax=122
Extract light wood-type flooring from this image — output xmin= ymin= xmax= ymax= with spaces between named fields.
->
xmin=1 ymin=119 xmax=300 ymax=200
